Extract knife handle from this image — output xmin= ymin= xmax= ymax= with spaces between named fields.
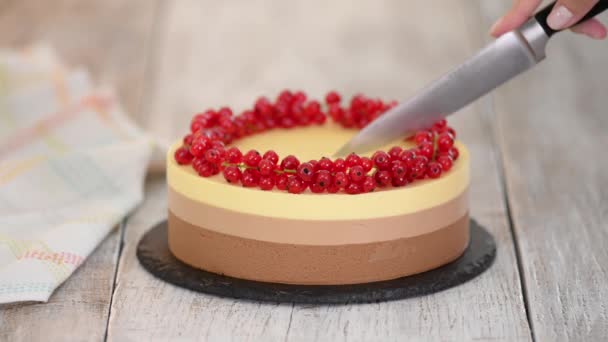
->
xmin=535 ymin=0 xmax=608 ymax=37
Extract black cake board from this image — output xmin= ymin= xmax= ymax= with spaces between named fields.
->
xmin=137 ymin=219 xmax=495 ymax=304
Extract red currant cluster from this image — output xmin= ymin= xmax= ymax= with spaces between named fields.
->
xmin=174 ymin=90 xmax=459 ymax=195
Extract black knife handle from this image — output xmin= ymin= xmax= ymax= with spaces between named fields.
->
xmin=535 ymin=0 xmax=608 ymax=37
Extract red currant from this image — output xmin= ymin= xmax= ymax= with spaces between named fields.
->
xmin=226 ymin=147 xmax=243 ymax=163
xmin=259 ymin=176 xmax=275 ymax=190
xmin=223 ymin=166 xmax=242 ymax=184
xmin=280 ymin=155 xmax=300 ymax=170
xmin=196 ymin=160 xmax=215 ymax=177
xmin=334 ymin=172 xmax=349 ymax=189
xmin=437 ymin=132 xmax=454 ymax=152
xmin=276 ymin=174 xmax=288 ymax=190
xmin=175 ymin=147 xmax=194 ymax=165
xmin=391 ymin=161 xmax=408 ymax=178
xmin=346 ymin=153 xmax=362 ymax=167
xmin=183 ymin=134 xmax=194 ymax=145
xmin=296 ymin=162 xmax=315 ymax=182
xmin=259 ymin=159 xmax=276 ymax=176
xmin=426 ymin=162 xmax=443 ymax=178
xmin=372 ymin=151 xmax=391 ymax=170
xmin=218 ymin=107 xmax=233 ymax=118
xmin=348 ymin=165 xmax=366 ymax=183
xmin=374 ymin=170 xmax=392 ymax=187
xmin=437 ymin=155 xmax=453 ymax=172
xmin=317 ymin=157 xmax=334 ymax=171
xmin=328 ymin=104 xmax=344 ymax=121
xmin=333 ymin=158 xmax=346 ymax=172
xmin=414 ymin=131 xmax=433 ymax=145
xmin=392 ymin=175 xmax=408 ymax=187
xmin=314 ymin=170 xmax=332 ymax=189
xmin=287 ymin=176 xmax=306 ymax=194
xmin=449 ymin=147 xmax=459 ymax=160
xmin=204 ymin=148 xmax=223 ymax=165
xmin=244 ymin=150 xmax=262 ymax=167
xmin=327 ymin=184 xmax=340 ymax=193
xmin=242 ymin=169 xmax=260 ymax=187
xmin=417 ymin=141 xmax=434 ymax=160
xmin=262 ymin=150 xmax=279 ymax=164
xmin=362 ymin=176 xmax=376 ymax=193
xmin=399 ymin=149 xmax=417 ymax=165
xmin=345 ymin=183 xmax=362 ymax=195
xmin=388 ymin=146 xmax=403 ymax=161
xmin=325 ymin=91 xmax=341 ymax=104
xmin=360 ymin=157 xmax=374 ymax=173
xmin=305 ymin=101 xmax=321 ymax=117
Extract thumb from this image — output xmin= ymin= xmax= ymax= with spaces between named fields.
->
xmin=547 ymin=0 xmax=599 ymax=30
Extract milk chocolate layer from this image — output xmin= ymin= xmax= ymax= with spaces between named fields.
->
xmin=168 ymin=212 xmax=470 ymax=285
xmin=169 ymin=186 xmax=468 ymax=245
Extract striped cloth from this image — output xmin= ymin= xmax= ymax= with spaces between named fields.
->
xmin=0 ymin=45 xmax=152 ymax=303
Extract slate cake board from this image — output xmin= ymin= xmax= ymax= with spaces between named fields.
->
xmin=137 ymin=219 xmax=495 ymax=304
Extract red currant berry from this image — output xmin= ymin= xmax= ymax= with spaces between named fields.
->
xmin=417 ymin=141 xmax=434 ymax=160
xmin=276 ymin=173 xmax=288 ymax=190
xmin=183 ymin=134 xmax=194 ymax=146
xmin=317 ymin=157 xmax=334 ymax=171
xmin=391 ymin=175 xmax=408 ymax=187
xmin=262 ymin=150 xmax=279 ymax=164
xmin=426 ymin=161 xmax=443 ymax=178
xmin=437 ymin=132 xmax=454 ymax=152
xmin=278 ymin=89 xmax=293 ymax=104
xmin=175 ymin=147 xmax=194 ymax=165
xmin=325 ymin=91 xmax=341 ymax=104
xmin=391 ymin=161 xmax=408 ymax=178
xmin=310 ymin=183 xmax=325 ymax=193
xmin=334 ymin=172 xmax=350 ymax=189
xmin=362 ymin=176 xmax=376 ymax=193
xmin=241 ymin=169 xmax=260 ymax=187
xmin=314 ymin=170 xmax=332 ymax=189
xmin=313 ymin=113 xmax=326 ymax=125
xmin=374 ymin=170 xmax=392 ymax=187
xmin=436 ymin=155 xmax=452 ymax=172
xmin=305 ymin=101 xmax=321 ymax=117
xmin=327 ymin=184 xmax=340 ymax=194
xmin=345 ymin=153 xmax=362 ymax=167
xmin=372 ymin=151 xmax=391 ymax=170
xmin=280 ymin=117 xmax=296 ymax=128
xmin=259 ymin=176 xmax=276 ymax=190
xmin=255 ymin=97 xmax=274 ymax=117
xmin=328 ymin=104 xmax=344 ymax=121
xmin=218 ymin=107 xmax=233 ymax=118
xmin=348 ymin=165 xmax=366 ymax=183
xmin=388 ymin=146 xmax=403 ymax=160
xmin=307 ymin=160 xmax=319 ymax=171
xmin=297 ymin=162 xmax=315 ymax=182
xmin=190 ymin=120 xmax=204 ymax=133
xmin=445 ymin=127 xmax=456 ymax=139
xmin=194 ymin=136 xmax=213 ymax=150
xmin=287 ymin=176 xmax=306 ymax=194
xmin=414 ymin=131 xmax=433 ymax=145
xmin=196 ymin=160 xmax=214 ymax=177
xmin=259 ymin=159 xmax=276 ymax=176
xmin=333 ymin=158 xmax=346 ymax=172
xmin=189 ymin=143 xmax=206 ymax=158
xmin=244 ymin=150 xmax=262 ymax=167
xmin=293 ymin=91 xmax=307 ymax=103
xmin=280 ymin=155 xmax=300 ymax=170
xmin=226 ymin=147 xmax=243 ymax=164
xmin=360 ymin=157 xmax=374 ymax=173
xmin=345 ymin=183 xmax=362 ymax=195
xmin=223 ymin=166 xmax=242 ymax=184
xmin=433 ymin=119 xmax=447 ymax=129
xmin=399 ymin=149 xmax=417 ymax=165
xmin=204 ymin=148 xmax=223 ymax=165
xmin=449 ymin=146 xmax=459 ymax=160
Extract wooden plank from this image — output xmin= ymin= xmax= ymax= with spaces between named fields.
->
xmin=0 ymin=231 xmax=121 ymax=341
xmin=479 ymin=3 xmax=608 ymax=341
xmin=109 ymin=0 xmax=531 ymax=340
xmin=0 ymin=1 xmax=159 ymax=340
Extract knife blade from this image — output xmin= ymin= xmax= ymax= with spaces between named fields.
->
xmin=335 ymin=0 xmax=608 ymax=156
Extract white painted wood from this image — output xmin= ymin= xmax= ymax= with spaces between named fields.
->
xmin=479 ymin=2 xmax=608 ymax=341
xmin=108 ymin=1 xmax=531 ymax=340
xmin=0 ymin=231 xmax=120 ymax=341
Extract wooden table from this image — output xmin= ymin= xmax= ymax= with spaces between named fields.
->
xmin=1 ymin=1 xmax=607 ymax=341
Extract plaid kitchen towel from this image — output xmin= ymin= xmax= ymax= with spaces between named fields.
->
xmin=0 ymin=44 xmax=153 ymax=303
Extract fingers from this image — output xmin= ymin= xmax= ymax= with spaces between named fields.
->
xmin=490 ymin=0 xmax=542 ymax=37
xmin=546 ymin=0 xmax=599 ymax=30
xmin=571 ymin=18 xmax=608 ymax=39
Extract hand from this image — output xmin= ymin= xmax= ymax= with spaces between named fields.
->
xmin=490 ymin=0 xmax=607 ymax=39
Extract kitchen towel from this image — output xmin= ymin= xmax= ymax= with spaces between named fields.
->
xmin=0 ymin=44 xmax=153 ymax=304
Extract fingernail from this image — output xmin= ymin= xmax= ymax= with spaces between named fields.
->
xmin=547 ymin=5 xmax=573 ymax=30
xmin=489 ymin=18 xmax=502 ymax=36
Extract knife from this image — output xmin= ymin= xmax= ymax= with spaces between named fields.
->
xmin=335 ymin=0 xmax=608 ymax=156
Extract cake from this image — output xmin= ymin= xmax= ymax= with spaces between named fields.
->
xmin=167 ymin=91 xmax=469 ymax=285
